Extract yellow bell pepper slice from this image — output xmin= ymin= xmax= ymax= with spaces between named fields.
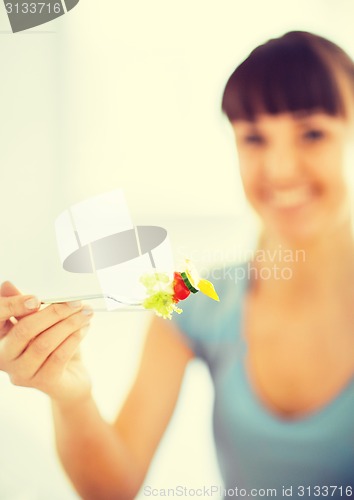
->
xmin=197 ymin=278 xmax=220 ymax=301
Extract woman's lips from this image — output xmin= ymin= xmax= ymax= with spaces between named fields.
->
xmin=262 ymin=185 xmax=317 ymax=210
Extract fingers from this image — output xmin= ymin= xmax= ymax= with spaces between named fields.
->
xmin=33 ymin=328 xmax=89 ymax=390
xmin=10 ymin=308 xmax=92 ymax=382
xmin=0 ymin=288 xmax=40 ymax=323
xmin=0 ymin=301 xmax=87 ymax=361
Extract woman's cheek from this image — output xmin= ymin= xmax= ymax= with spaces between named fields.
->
xmin=239 ymin=161 xmax=259 ymax=198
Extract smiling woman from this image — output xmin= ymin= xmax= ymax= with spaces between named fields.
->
xmin=172 ymin=31 xmax=354 ymax=496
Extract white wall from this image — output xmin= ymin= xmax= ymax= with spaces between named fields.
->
xmin=1 ymin=1 xmax=354 ymax=499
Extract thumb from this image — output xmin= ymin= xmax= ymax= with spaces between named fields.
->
xmin=1 ymin=281 xmax=21 ymax=297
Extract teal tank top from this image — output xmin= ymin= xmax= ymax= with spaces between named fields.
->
xmin=172 ymin=263 xmax=354 ymax=499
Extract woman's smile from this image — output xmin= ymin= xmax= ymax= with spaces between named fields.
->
xmin=260 ymin=184 xmax=318 ymax=210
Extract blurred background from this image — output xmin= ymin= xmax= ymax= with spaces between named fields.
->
xmin=1 ymin=0 xmax=354 ymax=498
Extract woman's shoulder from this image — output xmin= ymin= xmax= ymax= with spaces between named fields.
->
xmin=171 ymin=261 xmax=249 ymax=357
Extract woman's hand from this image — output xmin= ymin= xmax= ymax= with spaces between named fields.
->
xmin=0 ymin=282 xmax=93 ymax=405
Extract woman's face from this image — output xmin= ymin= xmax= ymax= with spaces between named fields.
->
xmin=232 ymin=111 xmax=354 ymax=244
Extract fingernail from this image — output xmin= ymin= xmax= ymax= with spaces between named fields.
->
xmin=68 ymin=301 xmax=82 ymax=309
xmin=24 ymin=297 xmax=40 ymax=310
xmin=82 ymin=307 xmax=93 ymax=316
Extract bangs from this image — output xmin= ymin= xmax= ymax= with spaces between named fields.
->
xmin=222 ymin=33 xmax=346 ymax=121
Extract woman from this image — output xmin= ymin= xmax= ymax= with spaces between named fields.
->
xmin=1 ymin=31 xmax=354 ymax=499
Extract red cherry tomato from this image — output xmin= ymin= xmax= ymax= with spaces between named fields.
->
xmin=173 ymin=272 xmax=191 ymax=302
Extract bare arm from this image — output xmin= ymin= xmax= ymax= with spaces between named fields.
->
xmin=52 ymin=316 xmax=194 ymax=500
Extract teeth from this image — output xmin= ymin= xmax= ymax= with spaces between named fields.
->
xmin=268 ymin=186 xmax=313 ymax=208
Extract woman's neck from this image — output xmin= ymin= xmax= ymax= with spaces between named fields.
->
xmin=251 ymin=219 xmax=354 ymax=301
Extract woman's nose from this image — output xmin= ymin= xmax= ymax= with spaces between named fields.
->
xmin=263 ymin=146 xmax=299 ymax=181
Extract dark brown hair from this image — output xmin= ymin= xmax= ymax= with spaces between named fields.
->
xmin=222 ymin=31 xmax=354 ymax=122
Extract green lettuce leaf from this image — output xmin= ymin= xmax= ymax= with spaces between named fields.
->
xmin=140 ymin=272 xmax=181 ymax=319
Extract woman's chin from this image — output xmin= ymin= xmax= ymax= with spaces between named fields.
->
xmin=265 ymin=217 xmax=331 ymax=248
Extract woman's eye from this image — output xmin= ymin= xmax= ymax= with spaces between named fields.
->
xmin=243 ymin=134 xmax=265 ymax=145
xmin=303 ymin=129 xmax=325 ymax=141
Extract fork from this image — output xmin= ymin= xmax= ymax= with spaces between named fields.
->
xmin=41 ymin=294 xmax=144 ymax=311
